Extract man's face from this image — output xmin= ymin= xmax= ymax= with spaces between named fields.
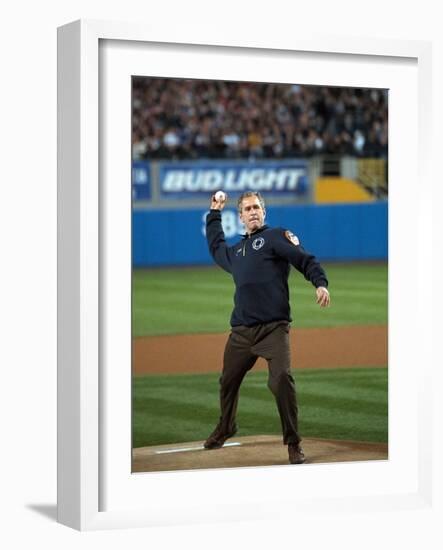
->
xmin=239 ymin=196 xmax=266 ymax=234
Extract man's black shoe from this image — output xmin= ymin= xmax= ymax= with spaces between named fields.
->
xmin=204 ymin=425 xmax=237 ymax=449
xmin=288 ymin=443 xmax=306 ymax=464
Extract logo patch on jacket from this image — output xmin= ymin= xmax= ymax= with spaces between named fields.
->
xmin=285 ymin=230 xmax=300 ymax=246
xmin=252 ymin=237 xmax=265 ymax=251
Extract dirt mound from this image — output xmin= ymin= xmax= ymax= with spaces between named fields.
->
xmin=132 ymin=435 xmax=388 ymax=473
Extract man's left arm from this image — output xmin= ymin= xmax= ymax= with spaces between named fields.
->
xmin=273 ymin=229 xmax=330 ymax=308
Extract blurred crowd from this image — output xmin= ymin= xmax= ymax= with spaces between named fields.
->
xmin=132 ymin=77 xmax=388 ymax=161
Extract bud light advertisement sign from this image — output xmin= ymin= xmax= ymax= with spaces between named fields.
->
xmin=158 ymin=160 xmax=308 ymax=199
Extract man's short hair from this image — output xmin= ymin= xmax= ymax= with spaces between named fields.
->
xmin=237 ymin=191 xmax=266 ymax=213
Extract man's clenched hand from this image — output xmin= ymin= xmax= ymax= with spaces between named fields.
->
xmin=316 ymin=286 xmax=330 ymax=308
xmin=210 ymin=193 xmax=228 ymax=211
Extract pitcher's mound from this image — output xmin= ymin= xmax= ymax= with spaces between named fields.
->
xmin=132 ymin=435 xmax=388 ymax=473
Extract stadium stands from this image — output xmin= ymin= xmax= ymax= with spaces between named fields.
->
xmin=132 ymin=78 xmax=388 ymax=161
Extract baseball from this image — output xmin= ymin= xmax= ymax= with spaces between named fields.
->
xmin=214 ymin=190 xmax=226 ymax=202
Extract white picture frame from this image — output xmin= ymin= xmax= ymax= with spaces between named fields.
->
xmin=57 ymin=19 xmax=435 ymax=531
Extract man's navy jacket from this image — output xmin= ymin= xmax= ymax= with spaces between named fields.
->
xmin=206 ymin=209 xmax=328 ymax=327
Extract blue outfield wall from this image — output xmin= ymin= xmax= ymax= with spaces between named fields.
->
xmin=132 ymin=202 xmax=388 ymax=267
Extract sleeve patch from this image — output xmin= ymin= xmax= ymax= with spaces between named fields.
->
xmin=285 ymin=230 xmax=300 ymax=246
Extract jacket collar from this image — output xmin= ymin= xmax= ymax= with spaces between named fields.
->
xmin=241 ymin=224 xmax=269 ymax=239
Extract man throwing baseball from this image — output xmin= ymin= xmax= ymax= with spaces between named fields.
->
xmin=204 ymin=191 xmax=330 ymax=464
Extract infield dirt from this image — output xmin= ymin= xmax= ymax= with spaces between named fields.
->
xmin=133 ymin=324 xmax=387 ymax=375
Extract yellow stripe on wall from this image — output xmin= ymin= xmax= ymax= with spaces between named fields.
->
xmin=314 ymin=177 xmax=374 ymax=203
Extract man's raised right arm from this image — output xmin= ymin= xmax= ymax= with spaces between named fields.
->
xmin=206 ymin=193 xmax=232 ymax=273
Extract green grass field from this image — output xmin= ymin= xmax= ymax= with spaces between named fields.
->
xmin=132 ymin=262 xmax=388 ymax=448
xmin=132 ymin=262 xmax=387 ymax=337
xmin=133 ymin=367 xmax=388 ymax=448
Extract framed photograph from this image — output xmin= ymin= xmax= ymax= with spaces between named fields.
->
xmin=57 ymin=19 xmax=433 ymax=531
xmin=130 ymin=75 xmax=389 ymax=475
